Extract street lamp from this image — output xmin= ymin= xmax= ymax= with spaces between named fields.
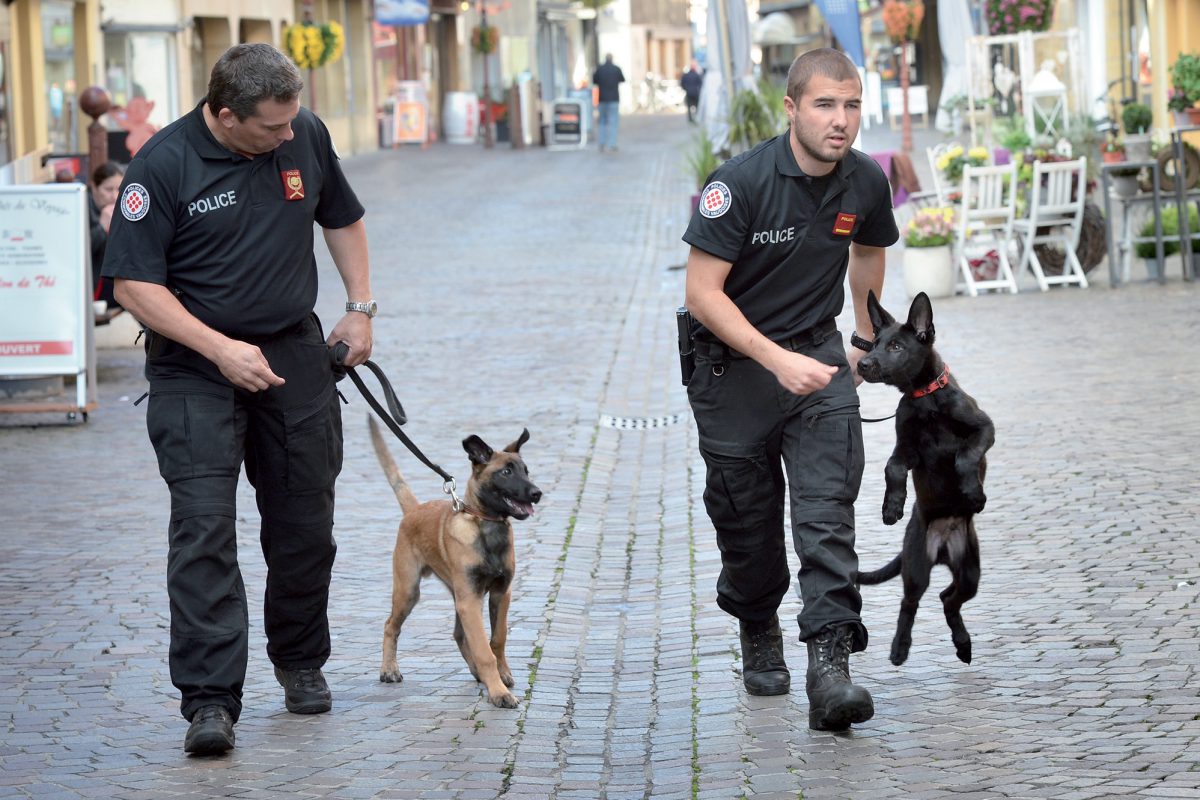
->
xmin=472 ymin=0 xmax=510 ymax=149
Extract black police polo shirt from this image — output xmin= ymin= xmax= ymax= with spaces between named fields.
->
xmin=102 ymin=102 xmax=365 ymax=338
xmin=683 ymin=132 xmax=899 ymax=342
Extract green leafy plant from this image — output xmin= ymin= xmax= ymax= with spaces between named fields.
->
xmin=1170 ymin=53 xmax=1200 ymax=108
xmin=940 ymin=93 xmax=969 ymax=113
xmin=684 ymin=130 xmax=723 ymax=192
xmin=728 ymin=81 xmax=787 ymax=153
xmin=1122 ymin=103 xmax=1152 ymax=135
xmin=1136 ymin=204 xmax=1200 ymax=258
xmin=996 ymin=116 xmax=1032 ymax=152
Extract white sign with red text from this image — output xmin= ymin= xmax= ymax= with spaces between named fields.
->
xmin=0 ymin=184 xmax=94 ymax=410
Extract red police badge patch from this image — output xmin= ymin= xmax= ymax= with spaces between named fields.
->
xmin=833 ymin=212 xmax=856 ymax=236
xmin=281 ymin=169 xmax=305 ymax=201
xmin=699 ymin=181 xmax=732 ymax=219
xmin=120 ymin=183 xmax=150 ymax=222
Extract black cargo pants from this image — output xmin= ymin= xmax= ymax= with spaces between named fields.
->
xmin=686 ymin=323 xmax=868 ymax=652
xmin=144 ymin=314 xmax=343 ymax=723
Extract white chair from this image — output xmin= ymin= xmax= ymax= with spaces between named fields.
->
xmin=925 ymin=142 xmax=960 ymax=206
xmin=955 ymin=163 xmax=1020 ymax=295
xmin=1012 ymin=158 xmax=1089 ymax=291
xmin=886 ymin=84 xmax=929 ymax=129
xmin=861 ymin=69 xmax=884 ymax=130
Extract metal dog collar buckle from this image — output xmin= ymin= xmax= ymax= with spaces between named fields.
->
xmin=911 ymin=365 xmax=951 ymax=398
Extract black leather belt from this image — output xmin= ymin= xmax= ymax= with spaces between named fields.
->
xmin=694 ymin=319 xmax=838 ymax=362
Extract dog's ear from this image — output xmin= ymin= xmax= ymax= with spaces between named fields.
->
xmin=503 ymin=428 xmax=530 ymax=454
xmin=462 ymin=435 xmax=494 ymax=466
xmin=907 ymin=292 xmax=935 ymax=344
xmin=866 ymin=289 xmax=894 ymax=333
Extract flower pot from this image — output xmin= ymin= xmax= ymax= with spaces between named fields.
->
xmin=1102 ymin=150 xmax=1126 ymax=164
xmin=1124 ymin=133 xmax=1152 ymax=163
xmin=904 ymin=245 xmax=955 ymax=299
xmin=1111 ymin=173 xmax=1140 ymax=198
xmin=1187 ymin=107 xmax=1200 ymax=126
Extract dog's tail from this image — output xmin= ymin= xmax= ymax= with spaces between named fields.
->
xmin=367 ymin=415 xmax=419 ymax=515
xmin=856 ymin=554 xmax=902 ymax=585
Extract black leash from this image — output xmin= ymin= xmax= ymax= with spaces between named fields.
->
xmin=860 ymin=412 xmax=896 ymax=423
xmin=329 ymin=343 xmax=455 ymax=485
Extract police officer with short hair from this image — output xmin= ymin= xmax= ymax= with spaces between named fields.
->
xmin=682 ymin=49 xmax=899 ymax=731
xmin=102 ymin=43 xmax=375 ymax=755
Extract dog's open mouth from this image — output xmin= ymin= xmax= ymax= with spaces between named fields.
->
xmin=504 ymin=497 xmax=536 ymax=518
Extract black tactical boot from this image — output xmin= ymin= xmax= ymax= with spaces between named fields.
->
xmin=739 ymin=616 xmax=791 ymax=696
xmin=274 ymin=666 xmax=333 ymax=714
xmin=183 ymin=705 xmax=235 ymax=755
xmin=806 ymin=624 xmax=874 ymax=731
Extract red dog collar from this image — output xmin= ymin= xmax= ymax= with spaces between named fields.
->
xmin=911 ymin=365 xmax=950 ymax=398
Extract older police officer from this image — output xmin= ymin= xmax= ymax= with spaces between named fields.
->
xmin=102 ymin=44 xmax=374 ymax=755
xmin=682 ymin=49 xmax=899 ymax=731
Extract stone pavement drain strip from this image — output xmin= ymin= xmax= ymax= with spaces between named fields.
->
xmin=599 ymin=414 xmax=684 ymax=430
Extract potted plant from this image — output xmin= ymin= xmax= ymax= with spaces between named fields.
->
xmin=1109 ymin=165 xmax=1141 ymax=199
xmin=685 ymin=130 xmax=723 ymax=214
xmin=996 ymin=116 xmax=1032 ymax=156
xmin=935 ymin=144 xmax=989 ymax=183
xmin=1121 ymin=102 xmax=1153 ymax=161
xmin=902 ymin=206 xmax=957 ymax=298
xmin=1170 ymin=53 xmax=1200 ymax=124
xmin=940 ymin=93 xmax=969 ymax=135
xmin=1101 ymin=135 xmax=1125 ymax=164
xmin=1135 ymin=204 xmax=1200 ymax=280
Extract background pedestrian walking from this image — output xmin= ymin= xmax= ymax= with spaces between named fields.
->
xmin=593 ymin=54 xmax=626 ymax=152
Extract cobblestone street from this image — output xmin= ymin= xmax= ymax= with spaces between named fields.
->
xmin=2 ymin=112 xmax=1199 ymax=799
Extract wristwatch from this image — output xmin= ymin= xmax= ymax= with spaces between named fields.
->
xmin=346 ymin=299 xmax=378 ymax=318
xmin=850 ymin=332 xmax=875 ymax=352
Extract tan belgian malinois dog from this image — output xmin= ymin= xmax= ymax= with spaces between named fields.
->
xmin=369 ymin=417 xmax=542 ymax=708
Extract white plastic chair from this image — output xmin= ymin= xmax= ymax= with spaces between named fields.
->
xmin=955 ymin=163 xmax=1020 ymax=295
xmin=1012 ymin=158 xmax=1089 ymax=291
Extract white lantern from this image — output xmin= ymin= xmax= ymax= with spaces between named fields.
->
xmin=1027 ymin=60 xmax=1068 ymax=142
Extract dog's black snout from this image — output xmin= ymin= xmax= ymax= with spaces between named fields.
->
xmin=529 ymin=488 xmax=543 ymax=505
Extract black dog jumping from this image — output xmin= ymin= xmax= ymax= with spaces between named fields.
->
xmin=855 ymin=291 xmax=995 ymax=667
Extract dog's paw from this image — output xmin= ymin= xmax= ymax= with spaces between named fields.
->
xmin=379 ymin=667 xmax=404 ymax=683
xmin=956 ymin=640 xmax=972 ymax=664
xmin=500 ymin=670 xmax=515 ymax=689
xmin=489 ymin=690 xmax=519 ymax=709
xmin=889 ymin=637 xmax=911 ymax=666
xmin=882 ymin=500 xmax=905 ymax=526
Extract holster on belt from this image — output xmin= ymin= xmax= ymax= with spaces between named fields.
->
xmin=676 ymin=307 xmax=696 ymax=386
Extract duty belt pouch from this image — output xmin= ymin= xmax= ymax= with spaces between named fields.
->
xmin=676 ymin=307 xmax=696 ymax=386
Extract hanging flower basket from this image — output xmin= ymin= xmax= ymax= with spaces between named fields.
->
xmin=882 ymin=0 xmax=925 ymax=43
xmin=471 ymin=24 xmax=500 ymax=55
xmin=282 ymin=20 xmax=345 ymax=70
xmin=984 ymin=0 xmax=1055 ymax=35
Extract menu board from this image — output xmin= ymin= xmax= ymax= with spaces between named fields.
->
xmin=0 ymin=183 xmax=95 ymax=414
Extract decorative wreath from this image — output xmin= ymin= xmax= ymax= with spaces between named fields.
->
xmin=283 ymin=20 xmax=345 ymax=70
xmin=1027 ymin=202 xmax=1107 ymax=276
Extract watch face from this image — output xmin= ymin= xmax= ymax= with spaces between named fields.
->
xmin=367 ymin=300 xmax=378 ymax=317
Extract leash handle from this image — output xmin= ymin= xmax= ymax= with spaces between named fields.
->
xmin=329 ymin=342 xmax=455 ymax=485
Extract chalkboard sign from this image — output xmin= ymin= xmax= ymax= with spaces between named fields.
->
xmin=550 ymin=99 xmax=586 ymax=150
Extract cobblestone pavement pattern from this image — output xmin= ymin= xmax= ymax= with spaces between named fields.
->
xmin=2 ymin=114 xmax=1199 ymax=800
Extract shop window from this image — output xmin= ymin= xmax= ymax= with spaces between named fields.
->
xmin=42 ymin=0 xmax=75 ymax=151
xmin=104 ymin=31 xmax=179 ymax=131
